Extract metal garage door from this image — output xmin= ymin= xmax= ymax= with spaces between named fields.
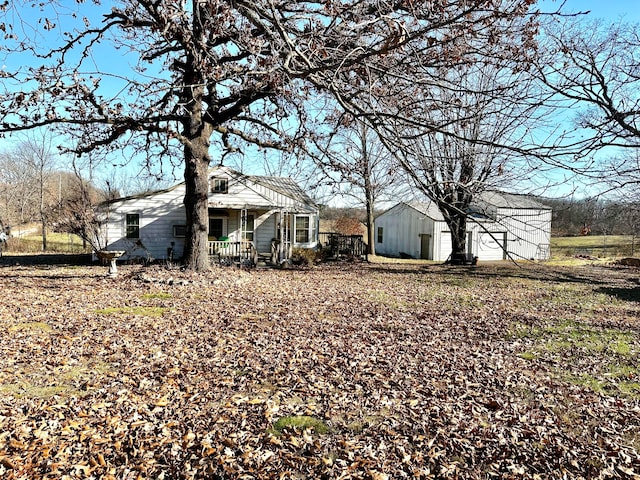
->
xmin=440 ymin=232 xmax=452 ymax=261
xmin=478 ymin=232 xmax=506 ymax=261
xmin=440 ymin=231 xmax=473 ymax=261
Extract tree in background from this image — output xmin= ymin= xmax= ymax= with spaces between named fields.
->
xmin=314 ymin=1 xmax=555 ymax=263
xmin=0 ymin=134 xmax=62 ymax=249
xmin=535 ymin=17 xmax=640 ymax=191
xmin=314 ymin=121 xmax=400 ymax=255
xmin=0 ymin=150 xmax=38 ymax=225
xmin=373 ymin=60 xmax=549 ymax=262
xmin=1 ymin=0 xmax=546 ymax=270
xmin=537 ymin=19 xmax=640 ymax=149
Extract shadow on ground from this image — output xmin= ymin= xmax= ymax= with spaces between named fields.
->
xmin=0 ymin=253 xmax=93 ymax=267
xmin=595 ymin=286 xmax=640 ymax=302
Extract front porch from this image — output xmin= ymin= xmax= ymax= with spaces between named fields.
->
xmin=207 ymin=239 xmax=294 ymax=267
xmin=207 ymin=206 xmax=316 ymax=266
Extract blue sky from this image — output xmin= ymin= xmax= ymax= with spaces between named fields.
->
xmin=541 ymin=0 xmax=640 ymax=21
xmin=2 ymin=1 xmax=637 ymax=198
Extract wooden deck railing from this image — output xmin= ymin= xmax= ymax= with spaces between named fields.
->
xmin=208 ymin=240 xmax=257 ymax=266
xmin=319 ymin=232 xmax=367 ymax=258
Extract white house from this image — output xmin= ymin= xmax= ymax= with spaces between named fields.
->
xmin=374 ymin=192 xmax=552 ymax=262
xmin=96 ymin=166 xmax=319 ymax=263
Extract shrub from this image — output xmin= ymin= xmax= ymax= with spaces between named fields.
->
xmin=291 ymin=247 xmax=320 ymax=266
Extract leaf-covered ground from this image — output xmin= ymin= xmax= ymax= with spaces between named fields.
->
xmin=0 ymin=260 xmax=639 ymax=479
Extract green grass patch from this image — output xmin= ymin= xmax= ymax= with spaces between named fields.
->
xmin=511 ymin=318 xmax=640 ymax=398
xmin=8 ymin=322 xmax=53 ymax=333
xmin=95 ymin=306 xmax=167 ymax=317
xmin=141 ymin=293 xmax=173 ymax=300
xmin=270 ymin=415 xmax=330 ymax=435
xmin=6 ymin=231 xmax=89 ymax=254
xmin=0 ymin=361 xmax=113 ymax=399
xmin=518 ymin=351 xmax=538 ymax=361
xmin=367 ymin=289 xmax=409 ymax=309
xmin=550 ymin=235 xmax=636 ymax=258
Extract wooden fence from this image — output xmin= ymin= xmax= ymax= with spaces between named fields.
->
xmin=319 ymin=232 xmax=367 ymax=259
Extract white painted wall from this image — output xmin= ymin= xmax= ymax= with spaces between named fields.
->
xmin=101 ymin=185 xmax=187 ymax=262
xmin=375 ymin=204 xmax=436 ymax=259
xmin=98 ymin=167 xmax=320 ymax=261
xmin=498 ymin=208 xmax=552 ymax=260
xmin=377 ymin=202 xmax=551 ymax=262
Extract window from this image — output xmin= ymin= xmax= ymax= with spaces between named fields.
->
xmin=242 ymin=214 xmax=254 ymax=241
xmin=126 ymin=213 xmax=140 ymax=239
xmin=377 ymin=226 xmax=383 ymax=243
xmin=295 ymin=215 xmax=310 ymax=243
xmin=173 ymin=225 xmax=186 ymax=238
xmin=211 ymin=178 xmax=228 ymax=193
xmin=209 ymin=218 xmax=226 ymax=239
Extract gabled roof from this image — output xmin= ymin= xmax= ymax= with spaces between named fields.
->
xmin=382 ymin=192 xmax=550 ymax=221
xmin=101 ymin=165 xmax=317 ymax=209
xmin=474 ymin=191 xmax=551 ymax=210
xmin=249 ymin=175 xmax=317 ymax=207
xmin=403 ymin=201 xmax=445 ymax=221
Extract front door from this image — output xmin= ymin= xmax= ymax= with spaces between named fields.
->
xmin=420 ymin=234 xmax=431 ymax=260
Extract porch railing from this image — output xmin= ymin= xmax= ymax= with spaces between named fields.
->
xmin=319 ymin=232 xmax=367 ymax=258
xmin=208 ymin=240 xmax=257 ymax=266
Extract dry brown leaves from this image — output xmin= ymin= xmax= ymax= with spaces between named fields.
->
xmin=0 ymin=261 xmax=639 ymax=479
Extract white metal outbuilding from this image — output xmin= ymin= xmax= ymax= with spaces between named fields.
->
xmin=375 ymin=192 xmax=552 ymax=262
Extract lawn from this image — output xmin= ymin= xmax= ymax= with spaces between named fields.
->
xmin=0 ymin=260 xmax=639 ymax=479
xmin=551 ymin=235 xmax=638 ymax=259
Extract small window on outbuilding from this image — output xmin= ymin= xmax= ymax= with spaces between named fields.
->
xmin=211 ymin=178 xmax=228 ymax=194
xmin=126 ymin=213 xmax=140 ymax=239
xmin=377 ymin=226 xmax=383 ymax=243
xmin=173 ymin=225 xmax=186 ymax=238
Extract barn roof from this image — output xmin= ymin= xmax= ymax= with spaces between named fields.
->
xmin=475 ymin=191 xmax=551 ymax=210
xmin=385 ymin=192 xmax=550 ymax=221
xmin=404 ymin=201 xmax=445 ymax=221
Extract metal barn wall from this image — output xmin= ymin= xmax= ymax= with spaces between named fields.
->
xmin=375 ymin=204 xmax=435 ymax=259
xmin=498 ymin=208 xmax=552 ymax=260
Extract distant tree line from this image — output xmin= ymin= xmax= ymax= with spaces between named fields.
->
xmin=544 ymin=197 xmax=640 ymax=238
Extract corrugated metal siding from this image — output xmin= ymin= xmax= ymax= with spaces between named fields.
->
xmin=477 ymin=232 xmax=506 ymax=261
xmin=498 ymin=208 xmax=552 ymax=260
xmin=375 ymin=204 xmax=436 ymax=259
xmin=378 ymin=201 xmax=552 ymax=262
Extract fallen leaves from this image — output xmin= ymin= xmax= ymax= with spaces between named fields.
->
xmin=0 ymin=262 xmax=639 ymax=478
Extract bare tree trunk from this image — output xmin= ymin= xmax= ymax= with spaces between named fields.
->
xmin=39 ymin=166 xmax=47 ymax=252
xmin=445 ymin=210 xmax=468 ymax=264
xmin=361 ymin=131 xmax=376 ymax=257
xmin=182 ymin=141 xmax=211 ymax=271
xmin=41 ymin=217 xmax=47 ymax=251
xmin=180 ymin=39 xmax=213 ymax=272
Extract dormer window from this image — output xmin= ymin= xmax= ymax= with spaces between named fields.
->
xmin=212 ymin=178 xmax=228 ymax=194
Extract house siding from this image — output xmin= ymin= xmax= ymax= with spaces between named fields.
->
xmin=101 ymin=185 xmax=187 ymax=261
xmin=97 ymin=166 xmax=319 ymax=262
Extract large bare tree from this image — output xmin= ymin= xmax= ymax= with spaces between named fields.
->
xmin=536 ymin=18 xmax=640 ymax=151
xmin=1 ymin=0 xmax=543 ymax=270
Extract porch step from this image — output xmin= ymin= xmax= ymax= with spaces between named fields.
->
xmin=256 ymin=252 xmax=275 ymax=268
